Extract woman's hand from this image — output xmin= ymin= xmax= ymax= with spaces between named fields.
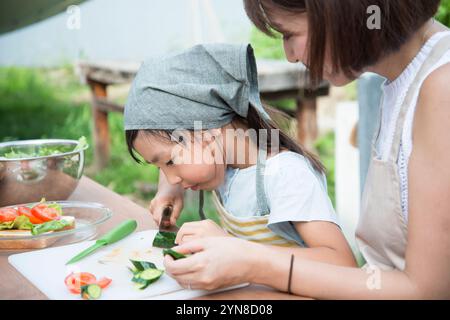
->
xmin=175 ymin=219 xmax=229 ymax=244
xmin=149 ymin=170 xmax=184 ymax=226
xmin=164 ymin=237 xmax=261 ymax=290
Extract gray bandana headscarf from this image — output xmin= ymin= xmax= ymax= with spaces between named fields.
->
xmin=124 ymin=43 xmax=270 ymax=130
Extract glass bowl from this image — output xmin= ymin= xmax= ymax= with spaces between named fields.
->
xmin=0 ymin=201 xmax=112 ymax=253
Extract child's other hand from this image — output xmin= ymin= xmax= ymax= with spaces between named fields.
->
xmin=175 ymin=219 xmax=228 ymax=244
xmin=149 ymin=191 xmax=184 ymax=227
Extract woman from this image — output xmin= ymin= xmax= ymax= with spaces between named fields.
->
xmin=154 ymin=0 xmax=450 ymax=299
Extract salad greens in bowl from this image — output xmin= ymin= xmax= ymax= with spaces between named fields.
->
xmin=0 ymin=137 xmax=88 ymax=207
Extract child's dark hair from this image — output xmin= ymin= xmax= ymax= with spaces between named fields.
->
xmin=125 ymin=105 xmax=325 ymax=174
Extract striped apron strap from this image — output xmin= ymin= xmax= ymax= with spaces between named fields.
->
xmin=211 ymin=148 xmax=298 ymax=247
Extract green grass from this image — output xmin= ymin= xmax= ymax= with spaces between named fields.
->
xmin=250 ymin=27 xmax=285 ymax=61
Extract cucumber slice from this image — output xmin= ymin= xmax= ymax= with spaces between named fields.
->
xmin=131 ymin=272 xmax=143 ymax=283
xmin=163 ymin=248 xmax=186 ymax=260
xmin=135 ymin=282 xmax=148 ymax=290
xmin=128 ymin=259 xmax=164 ymax=290
xmin=128 ymin=266 xmax=139 ymax=274
xmin=81 ymin=284 xmax=102 ymax=300
xmin=130 ymin=260 xmax=157 ymax=271
xmin=140 ymin=268 xmax=164 ymax=281
xmin=153 ymin=231 xmax=176 ymax=248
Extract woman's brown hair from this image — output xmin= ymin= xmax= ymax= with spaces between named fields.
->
xmin=244 ymin=0 xmax=441 ymax=84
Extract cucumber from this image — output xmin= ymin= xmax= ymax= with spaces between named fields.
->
xmin=134 ymin=282 xmax=148 ymax=290
xmin=128 ymin=259 xmax=164 ymax=290
xmin=140 ymin=268 xmax=164 ymax=280
xmin=163 ymin=248 xmax=186 ymax=260
xmin=131 ymin=270 xmax=163 ymax=290
xmin=131 ymin=272 xmax=143 ymax=283
xmin=81 ymin=284 xmax=102 ymax=300
xmin=152 ymin=231 xmax=176 ymax=248
xmin=130 ymin=260 xmax=157 ymax=271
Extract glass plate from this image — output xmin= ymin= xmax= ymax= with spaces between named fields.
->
xmin=0 ymin=201 xmax=112 ymax=253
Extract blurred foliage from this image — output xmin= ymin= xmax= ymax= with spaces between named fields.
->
xmin=437 ymin=0 xmax=450 ymax=27
xmin=249 ymin=27 xmax=299 ymax=110
xmin=314 ymin=132 xmax=336 ymax=207
xmin=249 ymin=27 xmax=285 ymax=60
xmin=344 ymin=82 xmax=358 ymax=101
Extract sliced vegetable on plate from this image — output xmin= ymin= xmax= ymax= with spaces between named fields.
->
xmin=31 ymin=218 xmax=74 ymax=236
xmin=65 ymin=272 xmax=112 ymax=299
xmin=17 ymin=206 xmax=43 ymax=224
xmin=0 ymin=199 xmax=75 ymax=237
xmin=152 ymin=231 xmax=176 ymax=248
xmin=81 ymin=284 xmax=102 ymax=300
xmin=0 ymin=215 xmax=32 ymax=231
xmin=65 ymin=272 xmax=97 ymax=294
xmin=0 ymin=208 xmax=18 ymax=223
xmin=31 ymin=203 xmax=60 ymax=222
xmin=129 ymin=259 xmax=164 ymax=290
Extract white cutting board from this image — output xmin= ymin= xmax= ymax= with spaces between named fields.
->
xmin=9 ymin=230 xmax=246 ymax=300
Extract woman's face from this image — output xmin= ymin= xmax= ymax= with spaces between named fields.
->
xmin=270 ymin=10 xmax=356 ymax=86
xmin=133 ymin=130 xmax=226 ymax=191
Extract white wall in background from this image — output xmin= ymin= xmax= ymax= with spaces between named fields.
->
xmin=0 ymin=0 xmax=252 ymax=66
xmin=335 ymin=101 xmax=360 ymax=253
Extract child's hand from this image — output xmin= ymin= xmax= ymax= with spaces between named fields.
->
xmin=149 ymin=190 xmax=184 ymax=227
xmin=175 ymin=219 xmax=229 ymax=244
xmin=164 ymin=237 xmax=260 ymax=291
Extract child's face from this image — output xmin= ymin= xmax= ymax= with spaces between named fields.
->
xmin=133 ymin=130 xmax=226 ymax=191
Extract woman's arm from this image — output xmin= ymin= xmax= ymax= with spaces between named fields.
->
xmin=249 ymin=245 xmax=417 ymax=299
xmin=268 ymin=221 xmax=357 ymax=267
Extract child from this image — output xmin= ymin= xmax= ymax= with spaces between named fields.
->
xmin=124 ymin=44 xmax=356 ymax=267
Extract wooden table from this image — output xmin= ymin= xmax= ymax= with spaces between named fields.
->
xmin=78 ymin=59 xmax=329 ymax=169
xmin=0 ymin=176 xmax=308 ymax=300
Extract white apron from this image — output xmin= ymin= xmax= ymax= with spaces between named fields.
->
xmin=356 ymin=35 xmax=450 ymax=270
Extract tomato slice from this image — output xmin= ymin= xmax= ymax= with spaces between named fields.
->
xmin=0 ymin=208 xmax=18 ymax=223
xmin=17 ymin=206 xmax=44 ymax=224
xmin=31 ymin=204 xmax=59 ymax=222
xmin=96 ymin=277 xmax=112 ymax=289
xmin=65 ymin=272 xmax=97 ymax=294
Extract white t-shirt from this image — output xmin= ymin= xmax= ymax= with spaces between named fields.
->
xmin=217 ymin=151 xmax=339 ymax=246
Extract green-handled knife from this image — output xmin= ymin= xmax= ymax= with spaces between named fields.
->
xmin=66 ymin=219 xmax=137 ymax=265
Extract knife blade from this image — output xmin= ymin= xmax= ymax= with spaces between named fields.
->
xmin=66 ymin=219 xmax=137 ymax=265
xmin=158 ymin=205 xmax=179 ymax=233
